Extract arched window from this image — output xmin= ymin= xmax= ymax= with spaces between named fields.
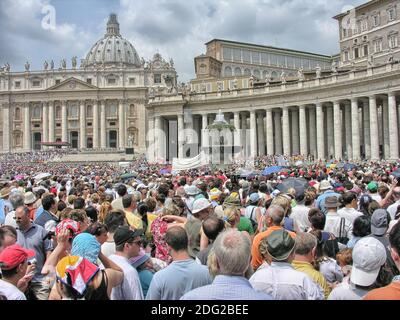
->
xmin=129 ymin=104 xmax=136 ymax=117
xmin=253 ymin=70 xmax=260 ymax=78
xmin=244 ymin=68 xmax=251 ymax=76
xmin=56 ymin=106 xmax=61 ymax=119
xmin=234 ymin=67 xmax=242 ymax=76
xmin=86 ymin=105 xmax=93 ymax=118
xmin=271 ymin=71 xmax=278 ymax=79
xmin=224 ymin=66 xmax=232 ymax=77
xmin=14 ymin=108 xmax=21 ymax=120
xmin=263 ymin=70 xmax=269 ymax=79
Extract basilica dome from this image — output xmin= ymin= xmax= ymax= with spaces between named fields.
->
xmin=85 ymin=14 xmax=141 ymax=68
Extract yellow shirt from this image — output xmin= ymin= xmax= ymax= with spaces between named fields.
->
xmin=125 ymin=210 xmax=143 ymax=230
xmin=292 ymin=260 xmax=331 ymax=299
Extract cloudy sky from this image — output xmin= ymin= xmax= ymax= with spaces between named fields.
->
xmin=0 ymin=0 xmax=366 ymax=82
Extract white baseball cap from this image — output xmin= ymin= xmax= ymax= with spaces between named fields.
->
xmin=191 ymin=198 xmax=211 ymax=214
xmin=351 ymin=237 xmax=387 ymax=287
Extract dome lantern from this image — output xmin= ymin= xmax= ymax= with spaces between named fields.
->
xmin=106 ymin=13 xmax=120 ymax=37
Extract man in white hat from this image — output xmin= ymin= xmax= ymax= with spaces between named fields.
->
xmin=329 ymin=237 xmax=386 ymax=300
xmin=316 ymin=180 xmax=341 ymax=215
xmin=24 ymin=192 xmax=37 ymax=220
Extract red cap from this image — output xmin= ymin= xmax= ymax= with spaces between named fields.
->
xmin=0 ymin=244 xmax=35 ymax=270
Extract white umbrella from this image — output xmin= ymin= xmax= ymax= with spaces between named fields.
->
xmin=34 ymin=173 xmax=51 ymax=181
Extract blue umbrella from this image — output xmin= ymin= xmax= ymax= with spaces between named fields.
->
xmin=391 ymin=169 xmax=400 ymax=178
xmin=262 ymin=166 xmax=283 ymax=176
xmin=343 ymin=163 xmax=357 ymax=171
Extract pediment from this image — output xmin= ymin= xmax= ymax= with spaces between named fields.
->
xmin=47 ymin=77 xmax=98 ymax=91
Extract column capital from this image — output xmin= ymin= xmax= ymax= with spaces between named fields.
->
xmin=369 ymin=94 xmax=377 ymax=100
xmin=351 ymin=97 xmax=358 ymax=104
xmin=388 ymin=92 xmax=396 ymax=98
xmin=299 ymin=105 xmax=306 ymax=110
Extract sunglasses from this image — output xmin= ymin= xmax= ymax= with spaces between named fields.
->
xmin=130 ymin=240 xmax=142 ymax=246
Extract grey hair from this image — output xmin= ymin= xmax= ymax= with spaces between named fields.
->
xmin=132 ymin=191 xmax=141 ymax=202
xmin=10 ymin=192 xmax=25 ymax=210
xmin=211 ymin=229 xmax=251 ymax=276
xmin=294 ymin=232 xmax=317 ymax=255
xmin=266 ymin=205 xmax=285 ymax=225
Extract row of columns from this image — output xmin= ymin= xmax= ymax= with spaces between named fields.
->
xmin=152 ymin=92 xmax=400 ymax=161
xmin=2 ymin=100 xmax=127 ymax=151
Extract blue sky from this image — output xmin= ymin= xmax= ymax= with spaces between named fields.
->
xmin=0 ymin=0 xmax=366 ymax=82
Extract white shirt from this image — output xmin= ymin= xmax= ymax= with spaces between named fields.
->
xmin=0 ymin=279 xmax=26 ymax=300
xmin=249 ymin=262 xmax=324 ymax=300
xmin=101 ymin=241 xmax=116 ymax=257
xmin=324 ymin=211 xmax=353 ymax=240
xmin=337 ymin=207 xmax=363 ymax=224
xmin=4 ymin=211 xmax=17 ymax=228
xmin=109 ymin=254 xmax=143 ymax=300
xmin=290 ymin=204 xmax=311 ymax=232
xmin=328 ymin=277 xmax=369 ymax=300
xmin=387 ymin=200 xmax=400 ymax=220
xmin=370 ymin=193 xmax=382 ymax=203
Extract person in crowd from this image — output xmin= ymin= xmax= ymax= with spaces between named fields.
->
xmin=251 ymin=205 xmax=296 ymax=270
xmin=249 ymin=229 xmax=324 ymax=300
xmin=292 ymin=232 xmax=331 ymax=299
xmin=108 ymin=226 xmax=144 ymax=300
xmin=102 ymin=210 xmax=127 ymax=257
xmin=328 ymin=237 xmax=387 ymax=300
xmin=146 ymin=226 xmax=211 ymax=300
xmin=316 ymin=180 xmax=341 ymax=215
xmin=290 ymin=192 xmax=313 ymax=233
xmin=182 ymin=229 xmax=272 ymax=300
xmin=196 ymin=216 xmax=225 ymax=266
xmin=122 ymin=194 xmax=142 ymax=230
xmin=130 ymin=248 xmax=155 ymax=297
xmin=98 ymin=202 xmax=112 ymax=223
xmin=24 ymin=192 xmax=37 ymax=221
xmin=347 ymin=215 xmax=371 ymax=248
xmin=86 ymin=222 xmax=108 ymax=245
xmin=337 ymin=192 xmax=363 ymax=224
xmin=111 ymin=184 xmax=127 ymax=211
xmin=4 ymin=192 xmax=25 ymax=228
xmin=34 ymin=193 xmax=59 ymax=228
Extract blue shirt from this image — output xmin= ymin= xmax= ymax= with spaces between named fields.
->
xmin=138 ymin=269 xmax=154 ymax=298
xmin=34 ymin=210 xmax=59 ymax=228
xmin=316 ymin=191 xmax=341 ymax=215
xmin=181 ymin=275 xmax=273 ymax=300
xmin=146 ymin=259 xmax=212 ymax=300
xmin=35 ymin=206 xmax=44 ymax=219
xmin=0 ymin=199 xmax=5 ymax=224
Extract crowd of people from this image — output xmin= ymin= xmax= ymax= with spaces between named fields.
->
xmin=0 ymin=151 xmax=400 ymax=300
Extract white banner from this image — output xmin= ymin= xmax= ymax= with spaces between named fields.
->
xmin=172 ymin=152 xmax=209 ymax=172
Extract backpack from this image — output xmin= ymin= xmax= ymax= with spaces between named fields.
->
xmin=249 ymin=207 xmax=258 ymax=233
xmin=322 ymin=232 xmax=340 ymax=258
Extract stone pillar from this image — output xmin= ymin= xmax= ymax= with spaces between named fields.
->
xmin=274 ymin=111 xmax=283 ymax=155
xmin=100 ymin=100 xmax=107 ymax=149
xmin=48 ymin=101 xmax=55 ymax=147
xmin=345 ymin=102 xmax=352 ymax=160
xmin=382 ymin=98 xmax=390 ymax=159
xmin=266 ymin=109 xmax=274 ymax=155
xmin=241 ymin=112 xmax=247 ymax=157
xmin=61 ymin=100 xmax=68 ymax=145
xmin=316 ymin=103 xmax=325 ymax=160
xmin=250 ymin=110 xmax=257 ymax=158
xmin=233 ymin=112 xmax=240 ymax=156
xmin=147 ymin=116 xmax=155 ymax=162
xmin=299 ymin=105 xmax=307 ymax=156
xmin=389 ymin=92 xmax=399 ymax=159
xmin=42 ymin=102 xmax=49 ymax=149
xmin=79 ymin=101 xmax=86 ymax=149
xmin=309 ymin=107 xmax=316 ymax=158
xmin=2 ymin=104 xmax=10 ymax=152
xmin=118 ymin=100 xmax=125 ymax=149
xmin=333 ymin=101 xmax=342 ymax=160
xmin=282 ymin=107 xmax=290 ymax=156
xmin=178 ymin=114 xmax=185 ymax=158
xmin=351 ymin=98 xmax=361 ymax=160
xmin=23 ymin=102 xmax=31 ymax=151
xmin=291 ymin=108 xmax=299 ymax=155
xmin=369 ymin=95 xmax=379 ymax=160
xmin=326 ymin=105 xmax=334 ymax=159
xmin=93 ymin=101 xmax=99 ymax=149
xmin=363 ymin=101 xmax=371 ymax=158
xmin=257 ymin=112 xmax=265 ymax=156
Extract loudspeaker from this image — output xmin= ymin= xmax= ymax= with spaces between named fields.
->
xmin=125 ymin=148 xmax=134 ymax=154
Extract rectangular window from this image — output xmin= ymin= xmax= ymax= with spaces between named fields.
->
xmin=32 ymin=80 xmax=41 ymax=87
xmin=374 ymin=39 xmax=383 ymax=52
xmin=361 ymin=19 xmax=368 ymax=32
xmin=389 ymin=34 xmax=398 ymax=48
xmin=363 ymin=45 xmax=369 ymax=56
xmin=108 ymin=78 xmax=116 ymax=85
xmin=388 ymin=8 xmax=396 ymax=21
xmin=34 ymin=124 xmax=40 ymax=128
xmin=55 ymin=79 xmax=61 ymax=85
xmin=251 ymin=51 xmax=260 ymax=64
xmin=242 ymin=50 xmax=251 ymax=63
xmin=86 ymin=78 xmax=92 ymax=84
xmin=56 ymin=123 xmax=61 ymax=127
xmin=229 ymin=80 xmax=235 ymax=90
xmin=129 ymin=78 xmax=135 ymax=85
xmin=232 ymin=49 xmax=241 ymax=62
xmin=87 ymin=122 xmax=92 ymax=127
xmin=261 ymin=52 xmax=269 ymax=64
xmin=242 ymin=79 xmax=249 ymax=88
xmin=154 ymin=74 xmax=161 ymax=84
xmin=14 ymin=81 xmax=21 ymax=89
xmin=354 ymin=47 xmax=359 ymax=59
xmin=110 ymin=122 xmax=116 ymax=126
xmin=343 ymin=51 xmax=349 ymax=62
xmin=343 ymin=28 xmax=347 ymax=38
xmin=270 ymin=54 xmax=278 ymax=66
xmin=206 ymin=83 xmax=212 ymax=92
xmin=373 ymin=15 xmax=379 ymax=27
xmin=223 ymin=47 xmax=232 ymax=61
